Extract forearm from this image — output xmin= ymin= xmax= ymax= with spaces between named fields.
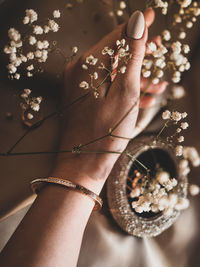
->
xmin=0 ymin=182 xmax=101 ymax=267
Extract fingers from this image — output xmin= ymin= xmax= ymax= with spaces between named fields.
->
xmin=141 ymin=78 xmax=168 ymax=94
xmin=143 ymin=8 xmax=155 ymax=28
xmin=140 ymin=95 xmax=156 ymax=108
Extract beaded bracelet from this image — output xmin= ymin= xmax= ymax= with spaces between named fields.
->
xmin=30 ymin=177 xmax=103 ymax=211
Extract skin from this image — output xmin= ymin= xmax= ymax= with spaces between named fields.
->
xmin=0 ymin=8 xmax=167 ymax=267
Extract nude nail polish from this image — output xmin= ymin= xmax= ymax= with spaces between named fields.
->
xmin=126 ymin=11 xmax=145 ymax=40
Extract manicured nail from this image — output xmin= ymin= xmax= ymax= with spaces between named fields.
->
xmin=126 ymin=11 xmax=145 ymax=40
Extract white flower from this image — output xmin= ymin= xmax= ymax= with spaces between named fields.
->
xmin=72 ymin=46 xmax=78 ymax=54
xmin=175 ymin=198 xmax=189 ymax=210
xmin=27 ymin=72 xmax=33 ymax=77
xmin=27 ymin=113 xmax=33 ymax=120
xmin=130 ymin=187 xmax=141 ymax=198
xmin=24 ymin=89 xmax=32 ymax=95
xmin=181 ymin=112 xmax=187 ymax=118
xmin=48 ymin=20 xmax=59 ymax=32
xmin=30 ymin=102 xmax=40 ymax=111
xmin=171 ymin=41 xmax=182 ymax=54
xmin=183 ymin=147 xmax=200 ymax=166
xmin=8 ymin=28 xmax=21 ymax=42
xmin=7 ymin=64 xmax=17 ymax=74
xmin=152 ymin=78 xmax=159 ymax=84
xmin=156 ymin=171 xmax=170 ymax=185
xmin=181 ymin=122 xmax=189 ymax=129
xmin=178 ymin=0 xmax=192 ymax=8
xmin=36 ymin=41 xmax=44 ymax=50
xmin=53 ymin=10 xmax=61 ymax=18
xmin=162 ymin=30 xmax=171 ymax=41
xmin=43 ymin=40 xmax=49 ymax=49
xmin=4 ymin=46 xmax=16 ymax=54
xmin=179 ymin=31 xmax=186 ymax=39
xmin=33 ymin=25 xmax=43 ymax=35
xmin=162 ymin=110 xmax=171 ymax=120
xmin=14 ymin=73 xmax=20 ymax=80
xmin=142 ymin=70 xmax=151 ymax=78
xmin=82 ymin=64 xmax=88 ymax=70
xmin=29 ymin=36 xmax=37 ymax=45
xmin=86 ymin=55 xmax=98 ymax=65
xmin=171 ymin=111 xmax=182 ymax=121
xmin=44 ymin=25 xmax=50 ymax=33
xmin=120 ymin=1 xmax=126 ymax=9
xmin=177 ymin=136 xmax=184 ymax=143
xmin=35 ymin=50 xmax=42 ymax=58
xmin=189 ymin=184 xmax=200 ymax=196
xmin=120 ymin=66 xmax=126 ymax=74
xmin=116 ymin=10 xmax=123 ymax=16
xmin=38 ymin=50 xmax=48 ymax=62
xmin=27 ymin=64 xmax=34 ymax=71
xmin=26 ymin=9 xmax=38 ymax=23
xmin=27 ymin=52 xmax=34 ymax=60
xmin=171 ymin=85 xmax=185 ymax=99
xmin=93 ymin=72 xmax=98 ymax=80
xmin=147 ymin=42 xmax=157 ymax=52
xmin=175 ymin=145 xmax=183 ymax=156
xmin=23 ymin=16 xmax=30 ymax=24
xmin=186 ymin=21 xmax=193 ymax=28
xmin=79 ymin=81 xmax=89 ymax=89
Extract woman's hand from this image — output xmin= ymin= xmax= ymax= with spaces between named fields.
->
xmin=53 ymin=8 xmax=165 ymax=193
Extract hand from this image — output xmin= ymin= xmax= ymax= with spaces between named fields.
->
xmin=52 ymin=9 xmax=159 ymax=193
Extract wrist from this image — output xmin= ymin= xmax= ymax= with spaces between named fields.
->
xmin=51 ymin=153 xmax=118 ymax=194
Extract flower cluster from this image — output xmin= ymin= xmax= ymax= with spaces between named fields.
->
xmin=142 ymin=1 xmax=200 ymax=90
xmin=4 ymin=9 xmax=61 ymax=79
xmin=129 ymin=169 xmax=189 ymax=215
xmin=20 ymin=88 xmax=42 ymax=120
xmin=79 ymin=39 xmax=131 ymax=98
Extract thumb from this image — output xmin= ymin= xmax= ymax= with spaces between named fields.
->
xmin=124 ymin=11 xmax=147 ymax=88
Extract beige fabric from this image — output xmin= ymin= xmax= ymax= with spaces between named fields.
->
xmin=0 ymin=0 xmax=200 ymax=266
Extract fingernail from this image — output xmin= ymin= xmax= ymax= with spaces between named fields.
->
xmin=126 ymin=11 xmax=145 ymax=40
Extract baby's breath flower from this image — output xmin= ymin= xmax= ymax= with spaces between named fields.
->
xmin=147 ymin=42 xmax=157 ymax=52
xmin=189 ymin=184 xmax=200 ymax=196
xmin=14 ymin=73 xmax=20 ymax=80
xmin=162 ymin=29 xmax=171 ymax=41
xmin=43 ymin=25 xmax=50 ymax=33
xmin=79 ymin=81 xmax=89 ymax=89
xmin=82 ymin=64 xmax=88 ymax=70
xmin=178 ymin=31 xmax=186 ymax=40
xmin=8 ymin=28 xmax=21 ymax=42
xmin=27 ymin=64 xmax=34 ymax=71
xmin=116 ymin=10 xmax=123 ymax=16
xmin=86 ymin=55 xmax=98 ymax=65
xmin=26 ymin=9 xmax=38 ymax=23
xmin=120 ymin=66 xmax=126 ymax=74
xmin=120 ymin=1 xmax=126 ymax=9
xmin=72 ymin=46 xmax=78 ymax=54
xmin=171 ymin=85 xmax=185 ymax=99
xmin=27 ymin=113 xmax=33 ymax=120
xmin=48 ymin=19 xmax=59 ymax=32
xmin=7 ymin=64 xmax=17 ymax=74
xmin=177 ymin=136 xmax=184 ymax=143
xmin=27 ymin=71 xmax=33 ymax=77
xmin=93 ymin=72 xmax=98 ymax=80
xmin=27 ymin=52 xmax=34 ymax=60
xmin=23 ymin=16 xmax=30 ymax=24
xmin=29 ymin=36 xmax=37 ymax=45
xmin=172 ymin=111 xmax=182 ymax=121
xmin=53 ymin=10 xmax=61 ymax=18
xmin=175 ymin=145 xmax=183 ymax=156
xmin=33 ymin=25 xmax=43 ymax=35
xmin=162 ymin=110 xmax=171 ymax=120
xmin=181 ymin=122 xmax=189 ymax=129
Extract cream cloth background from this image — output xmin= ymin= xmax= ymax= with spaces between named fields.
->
xmin=0 ymin=0 xmax=200 ymax=266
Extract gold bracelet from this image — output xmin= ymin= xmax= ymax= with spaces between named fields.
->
xmin=30 ymin=177 xmax=103 ymax=211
